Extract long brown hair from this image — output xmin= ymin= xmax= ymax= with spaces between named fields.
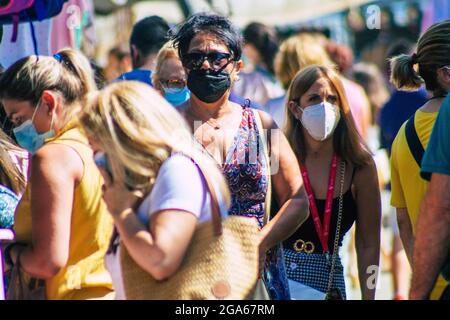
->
xmin=285 ymin=65 xmax=372 ymax=167
xmin=0 ymin=129 xmax=26 ymax=195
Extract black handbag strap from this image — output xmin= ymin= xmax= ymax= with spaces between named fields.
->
xmin=405 ymin=113 xmax=425 ymax=168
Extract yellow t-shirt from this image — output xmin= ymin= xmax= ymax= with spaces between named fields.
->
xmin=390 ymin=109 xmax=447 ymax=300
xmin=14 ymin=123 xmax=114 ymax=300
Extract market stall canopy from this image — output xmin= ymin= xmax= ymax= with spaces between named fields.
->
xmin=191 ymin=0 xmax=375 ymax=26
xmin=94 ymin=0 xmax=374 ymax=24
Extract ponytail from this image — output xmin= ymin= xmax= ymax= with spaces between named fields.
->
xmin=0 ymin=49 xmax=95 ymax=105
xmin=390 ymin=20 xmax=450 ymax=93
xmin=55 ymin=48 xmax=96 ymax=98
xmin=0 ymin=48 xmax=96 ymax=127
xmin=389 ymin=53 xmax=424 ymax=91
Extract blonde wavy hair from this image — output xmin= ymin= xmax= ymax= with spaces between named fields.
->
xmin=152 ymin=41 xmax=181 ymax=93
xmin=79 ymin=81 xmax=230 ymax=204
xmin=274 ymin=33 xmax=335 ymax=89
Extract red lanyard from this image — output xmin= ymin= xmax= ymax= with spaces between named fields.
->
xmin=299 ymin=154 xmax=338 ymax=253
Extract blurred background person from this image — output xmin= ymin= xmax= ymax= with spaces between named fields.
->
xmin=103 ymin=44 xmax=132 ymax=83
xmin=269 ymin=33 xmax=335 ymax=129
xmin=117 ymin=15 xmax=170 ymax=86
xmin=152 ymin=42 xmax=190 ymax=108
xmin=403 ymin=3 xmax=424 ymax=43
xmin=232 ymin=22 xmax=284 ymax=106
xmin=352 ymin=63 xmax=390 ymax=134
xmin=0 ymin=49 xmax=114 ymax=300
xmin=379 ymin=39 xmax=429 ymax=155
xmin=346 ymin=8 xmax=379 ymax=61
xmin=390 ymin=20 xmax=450 ymax=300
xmin=269 ymin=33 xmax=370 ymax=140
xmin=361 ymin=6 xmax=404 ymax=72
xmin=324 ymin=39 xmax=371 ymax=141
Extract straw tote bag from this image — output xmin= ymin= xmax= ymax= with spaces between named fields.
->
xmin=119 ymin=159 xmax=261 ymax=300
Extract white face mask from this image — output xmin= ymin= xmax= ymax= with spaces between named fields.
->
xmin=299 ymin=101 xmax=341 ymax=141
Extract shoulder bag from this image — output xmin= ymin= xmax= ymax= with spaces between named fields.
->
xmin=119 ymin=158 xmax=261 ymax=300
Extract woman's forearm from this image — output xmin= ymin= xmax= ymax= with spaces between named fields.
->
xmin=260 ymin=196 xmax=309 ymax=252
xmin=14 ymin=245 xmax=64 ymax=279
xmin=399 ymin=230 xmax=415 ymax=267
xmin=112 ymin=209 xmax=166 ymax=279
xmin=356 ymin=245 xmax=380 ymax=300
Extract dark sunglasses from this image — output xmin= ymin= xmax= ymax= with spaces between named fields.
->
xmin=182 ymin=52 xmax=233 ymax=71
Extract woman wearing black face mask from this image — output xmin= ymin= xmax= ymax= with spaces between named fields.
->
xmin=171 ymin=13 xmax=310 ymax=300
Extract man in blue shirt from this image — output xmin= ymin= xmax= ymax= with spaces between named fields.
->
xmin=379 ymin=88 xmax=428 ymax=154
xmin=412 ymin=84 xmax=450 ymax=300
xmin=117 ymin=16 xmax=170 ymax=86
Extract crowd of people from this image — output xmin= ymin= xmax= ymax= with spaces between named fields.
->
xmin=0 ymin=10 xmax=449 ymax=300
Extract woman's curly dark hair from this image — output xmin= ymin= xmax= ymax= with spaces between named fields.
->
xmin=170 ymin=12 xmax=243 ymax=63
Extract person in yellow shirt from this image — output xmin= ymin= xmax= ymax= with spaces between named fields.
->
xmin=389 ymin=20 xmax=450 ymax=300
xmin=0 ymin=49 xmax=114 ymax=300
xmin=390 ymin=108 xmax=448 ymax=300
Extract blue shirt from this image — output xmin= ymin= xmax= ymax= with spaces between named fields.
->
xmin=421 ymin=95 xmax=450 ymax=181
xmin=116 ymin=69 xmax=153 ymax=86
xmin=379 ymin=88 xmax=428 ymax=154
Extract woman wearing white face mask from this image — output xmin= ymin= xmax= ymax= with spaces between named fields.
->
xmin=283 ymin=65 xmax=381 ymax=300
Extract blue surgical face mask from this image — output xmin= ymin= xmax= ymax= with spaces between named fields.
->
xmin=13 ymin=101 xmax=55 ymax=154
xmin=163 ymin=86 xmax=190 ymax=107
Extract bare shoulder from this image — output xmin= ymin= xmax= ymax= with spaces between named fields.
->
xmin=253 ymin=108 xmax=278 ymax=129
xmin=33 ymin=143 xmax=84 ymax=180
xmin=353 ymin=157 xmax=378 ymax=186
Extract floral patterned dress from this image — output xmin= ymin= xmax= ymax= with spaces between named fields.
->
xmin=222 ymin=106 xmax=269 ymax=227
xmin=220 ymin=104 xmax=290 ymax=299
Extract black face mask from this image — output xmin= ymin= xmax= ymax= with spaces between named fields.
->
xmin=187 ymin=68 xmax=231 ymax=103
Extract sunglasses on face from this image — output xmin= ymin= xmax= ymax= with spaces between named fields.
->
xmin=182 ymin=51 xmax=233 ymax=71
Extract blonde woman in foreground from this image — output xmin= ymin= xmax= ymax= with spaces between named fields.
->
xmin=79 ymin=81 xmax=231 ymax=300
